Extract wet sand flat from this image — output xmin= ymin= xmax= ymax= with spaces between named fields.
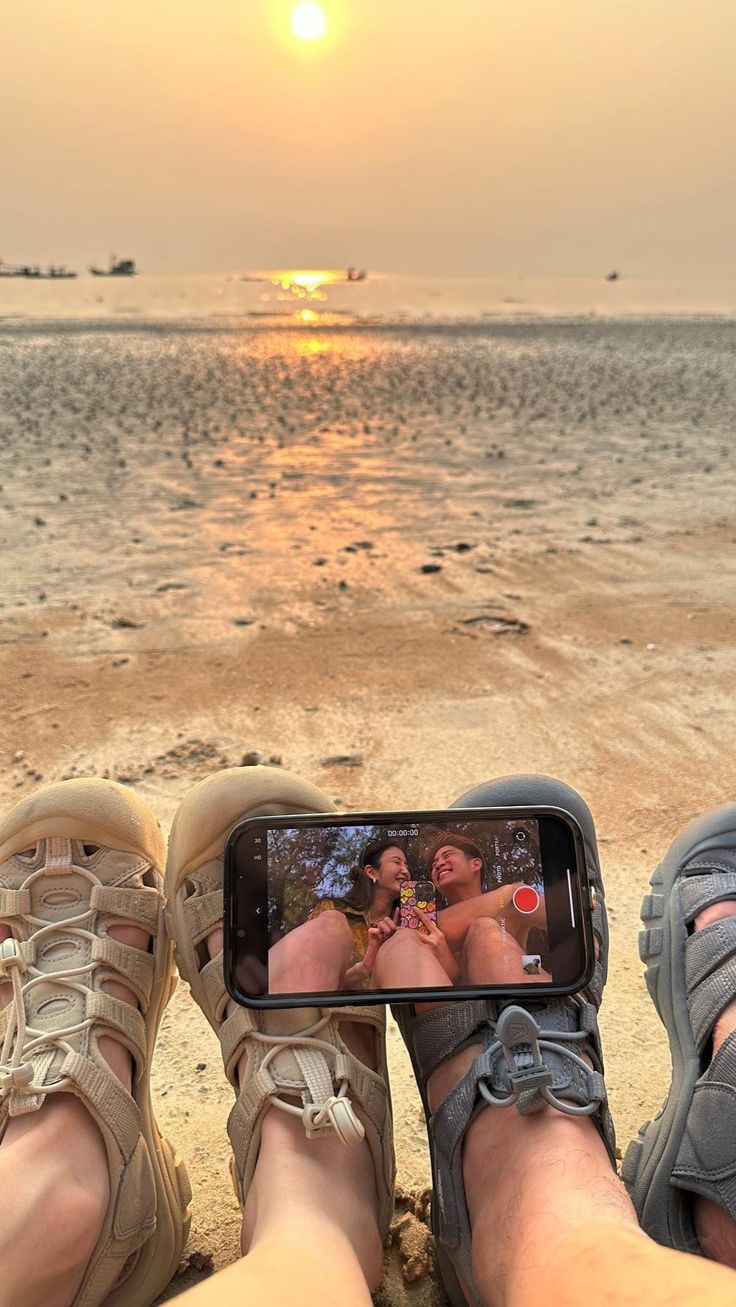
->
xmin=1 ymin=318 xmax=735 ymax=1304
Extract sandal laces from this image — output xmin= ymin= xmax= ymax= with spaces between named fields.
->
xmin=477 ymin=1005 xmax=603 ymax=1117
xmin=250 ymin=1014 xmax=365 ymax=1145
xmin=0 ymin=858 xmax=139 ymax=1116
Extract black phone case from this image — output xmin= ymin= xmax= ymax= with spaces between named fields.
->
xmin=224 ymin=804 xmax=594 ymax=1009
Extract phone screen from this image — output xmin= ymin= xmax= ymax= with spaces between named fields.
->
xmin=225 ymin=808 xmax=592 ymax=1006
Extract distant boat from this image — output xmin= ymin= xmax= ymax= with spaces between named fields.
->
xmin=0 ymin=259 xmax=77 ymax=279
xmin=605 ymin=270 xmax=620 ymax=282
xmin=89 ymin=256 xmax=138 ymax=277
xmin=345 ymin=266 xmax=367 ymax=282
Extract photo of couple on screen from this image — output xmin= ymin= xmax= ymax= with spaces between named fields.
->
xmin=266 ymin=821 xmax=550 ymax=994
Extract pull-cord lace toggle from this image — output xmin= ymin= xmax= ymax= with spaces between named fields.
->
xmin=478 ymin=1005 xmax=603 ymax=1118
xmin=251 ymin=1018 xmax=365 ymax=1146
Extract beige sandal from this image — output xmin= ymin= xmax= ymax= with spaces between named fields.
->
xmin=164 ymin=766 xmax=395 ymax=1236
xmin=0 ymin=779 xmax=192 ymax=1307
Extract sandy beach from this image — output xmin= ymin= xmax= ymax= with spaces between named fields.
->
xmin=1 ymin=314 xmax=735 ymax=1304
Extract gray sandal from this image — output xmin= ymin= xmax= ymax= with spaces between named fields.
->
xmin=622 ymin=803 xmax=736 ymax=1252
xmin=393 ymin=774 xmax=617 ymax=1307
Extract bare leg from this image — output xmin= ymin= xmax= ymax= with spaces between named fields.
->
xmin=371 ymin=926 xmax=454 ymax=991
xmin=173 ymin=1236 xmax=373 ymax=1307
xmin=462 ymin=917 xmax=551 ymax=985
xmin=440 ymin=883 xmax=547 ymax=956
xmin=269 ymin=910 xmax=354 ymax=994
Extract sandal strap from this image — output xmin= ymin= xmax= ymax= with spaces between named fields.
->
xmin=679 ymin=866 xmax=736 ymax=1050
xmin=685 ymin=916 xmax=736 ymax=991
xmin=408 ymin=1001 xmax=493 ymax=1082
xmin=90 ymin=884 xmax=161 ymax=933
xmin=0 ymin=888 xmax=32 ymax=917
xmin=0 ymin=989 xmax=147 ymax=1069
xmin=86 ymin=992 xmax=147 ymax=1075
xmin=181 ymin=889 xmax=223 ymax=947
xmin=334 ymin=1004 xmax=386 ymax=1027
xmin=91 ymin=936 xmax=156 ymax=1012
xmin=586 ymin=891 xmax=609 ymax=1009
xmin=200 ymin=953 xmax=230 ymax=1024
xmin=61 ymin=1049 xmax=143 ymax=1158
xmin=208 ymin=969 xmax=390 ymax=1089
xmin=672 ymin=1030 xmax=736 ymax=1219
xmin=687 ymin=956 xmax=736 ymax=1050
xmin=680 ymin=863 xmax=736 ymax=923
xmin=220 ymin=1006 xmax=256 ymax=1086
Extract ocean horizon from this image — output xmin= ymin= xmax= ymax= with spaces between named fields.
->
xmin=2 ymin=271 xmax=736 ymax=327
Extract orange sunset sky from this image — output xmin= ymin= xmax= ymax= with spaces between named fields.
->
xmin=1 ymin=0 xmax=735 ymax=275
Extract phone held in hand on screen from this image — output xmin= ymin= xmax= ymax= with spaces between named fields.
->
xmin=224 ymin=805 xmax=595 ymax=1009
xmin=399 ymin=880 xmax=437 ymax=933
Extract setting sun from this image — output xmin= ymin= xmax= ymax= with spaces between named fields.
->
xmin=291 ymin=3 xmax=327 ymax=42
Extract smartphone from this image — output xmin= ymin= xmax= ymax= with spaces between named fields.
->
xmin=224 ymin=806 xmax=595 ymax=1008
xmin=399 ymin=880 xmax=437 ymax=932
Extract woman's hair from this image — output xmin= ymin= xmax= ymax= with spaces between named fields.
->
xmin=341 ymin=839 xmax=405 ymax=913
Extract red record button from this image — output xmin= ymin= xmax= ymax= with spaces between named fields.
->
xmin=512 ymin=885 xmax=540 ymax=914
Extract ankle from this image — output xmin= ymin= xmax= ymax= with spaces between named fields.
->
xmin=694 ymin=1195 xmax=736 ymax=1269
xmin=241 ymin=1108 xmax=383 ymax=1289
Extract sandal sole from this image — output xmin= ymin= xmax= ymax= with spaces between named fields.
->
xmin=621 ymin=803 xmax=736 ymax=1251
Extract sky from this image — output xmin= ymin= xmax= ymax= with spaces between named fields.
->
xmin=2 ymin=0 xmax=735 ymax=276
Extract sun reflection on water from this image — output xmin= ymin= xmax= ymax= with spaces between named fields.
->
xmin=266 ymin=269 xmax=344 ymax=324
xmin=246 ymin=268 xmax=366 ymax=326
xmin=270 ymin=269 xmax=344 ymax=299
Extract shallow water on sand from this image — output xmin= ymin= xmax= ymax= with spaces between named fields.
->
xmin=0 ymin=317 xmax=733 ymax=637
